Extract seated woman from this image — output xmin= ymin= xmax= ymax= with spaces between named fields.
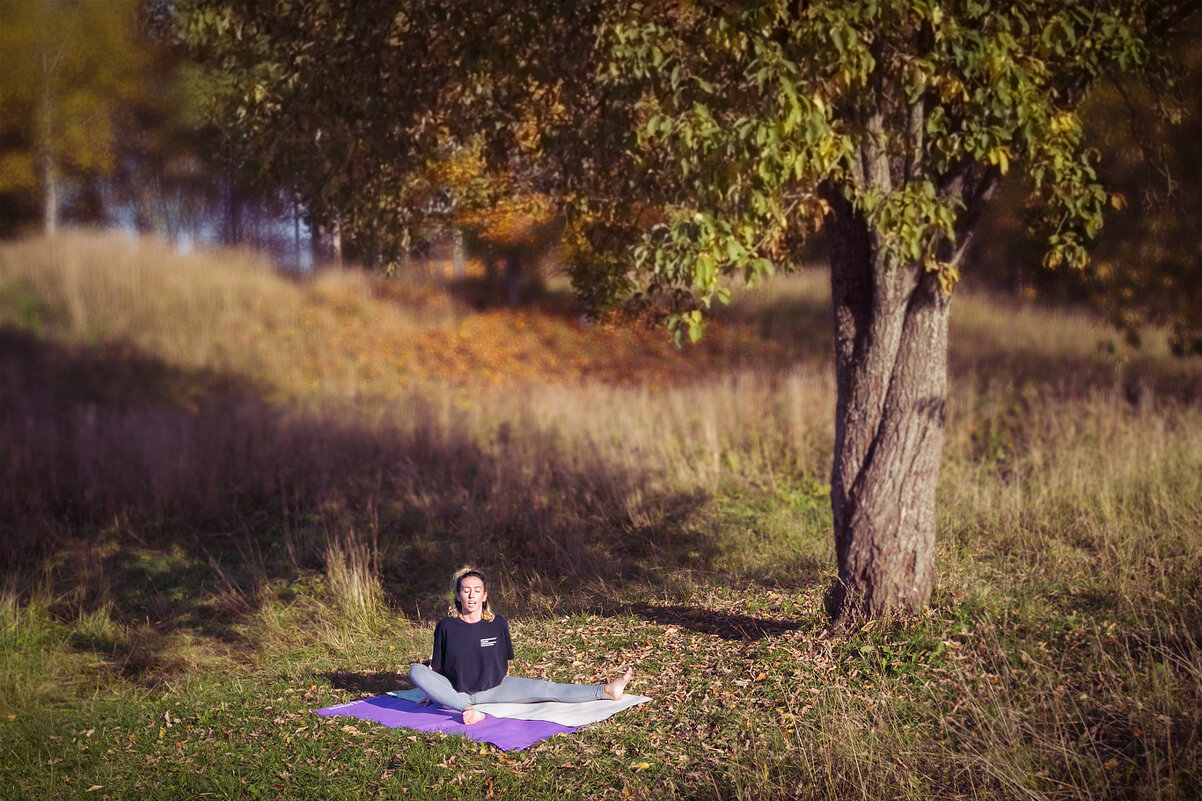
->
xmin=409 ymin=566 xmax=633 ymax=725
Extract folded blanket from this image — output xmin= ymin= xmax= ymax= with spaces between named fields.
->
xmin=388 ymin=687 xmax=651 ymax=727
xmin=316 ymin=689 xmax=651 ymax=752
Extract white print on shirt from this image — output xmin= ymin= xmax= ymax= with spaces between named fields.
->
xmin=479 ymin=637 xmax=498 ymax=648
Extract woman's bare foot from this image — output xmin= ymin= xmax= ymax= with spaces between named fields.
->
xmin=462 ymin=706 xmax=486 ymax=725
xmin=602 ymin=667 xmax=634 ymax=701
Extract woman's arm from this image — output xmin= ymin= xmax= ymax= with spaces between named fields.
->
xmin=430 ymin=619 xmax=447 ymax=674
xmin=502 ymin=617 xmax=515 ymax=663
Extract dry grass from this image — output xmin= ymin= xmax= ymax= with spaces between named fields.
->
xmin=1 ymin=231 xmax=1200 ymax=799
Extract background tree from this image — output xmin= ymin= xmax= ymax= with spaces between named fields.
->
xmin=966 ymin=20 xmax=1202 ymax=358
xmin=182 ymin=0 xmax=550 ymax=267
xmin=0 ymin=0 xmax=154 ymax=235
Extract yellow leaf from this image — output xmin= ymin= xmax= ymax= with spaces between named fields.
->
xmin=987 ymin=146 xmax=1010 ymax=175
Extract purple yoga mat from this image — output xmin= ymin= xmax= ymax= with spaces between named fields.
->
xmin=316 ymin=694 xmax=579 ymax=752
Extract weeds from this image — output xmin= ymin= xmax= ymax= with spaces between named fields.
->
xmin=324 ymin=528 xmax=384 ymax=633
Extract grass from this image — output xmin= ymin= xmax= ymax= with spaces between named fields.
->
xmin=0 ymin=230 xmax=1199 ymax=799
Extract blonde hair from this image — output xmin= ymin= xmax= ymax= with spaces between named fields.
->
xmin=450 ymin=566 xmax=495 ymax=622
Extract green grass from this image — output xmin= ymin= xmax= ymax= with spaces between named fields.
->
xmin=1 ymin=232 xmax=1200 ymax=799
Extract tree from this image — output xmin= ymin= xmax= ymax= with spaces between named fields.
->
xmin=559 ymin=0 xmax=1200 ymax=622
xmin=1079 ymin=28 xmax=1202 ymax=357
xmin=183 ymin=0 xmax=1200 ymax=622
xmin=181 ymin=0 xmax=544 ymax=267
xmin=955 ymin=20 xmax=1202 ymax=357
xmin=0 ymin=0 xmax=152 ymax=235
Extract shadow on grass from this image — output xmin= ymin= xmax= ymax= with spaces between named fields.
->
xmin=0 ymin=324 xmax=729 ymax=681
xmin=323 ymin=670 xmax=414 ymax=696
xmin=626 ymin=603 xmax=803 ymax=641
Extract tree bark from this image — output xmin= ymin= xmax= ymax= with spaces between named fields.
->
xmin=330 ymin=217 xmax=343 ymax=266
xmin=452 ymin=229 xmax=467 ymax=279
xmin=504 ymin=252 xmax=521 ymax=308
xmin=225 ymin=181 xmax=243 ymax=245
xmin=40 ymin=48 xmax=57 ymax=237
xmin=825 ymin=190 xmax=950 ymax=623
xmin=42 ymin=145 xmax=58 ymax=237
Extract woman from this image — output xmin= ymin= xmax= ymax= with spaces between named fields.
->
xmin=409 ymin=566 xmax=633 ymax=725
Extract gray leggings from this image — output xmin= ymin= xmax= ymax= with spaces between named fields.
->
xmin=409 ymin=663 xmax=604 ymax=711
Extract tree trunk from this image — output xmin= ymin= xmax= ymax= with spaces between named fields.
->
xmin=42 ymin=146 xmax=58 ymax=236
xmin=331 ymin=217 xmax=343 ymax=266
xmin=225 ymin=182 xmax=243 ymax=245
xmin=825 ymin=192 xmax=951 ymax=623
xmin=40 ymin=49 xmax=57 ymax=237
xmin=312 ymin=217 xmax=343 ymax=266
xmin=452 ymin=229 xmax=467 ymax=279
xmin=504 ymin=251 xmax=521 ymax=308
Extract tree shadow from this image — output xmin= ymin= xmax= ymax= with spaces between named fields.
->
xmin=623 ymin=603 xmax=803 ymax=641
xmin=0 ymin=324 xmax=726 ymax=681
xmin=323 ymin=670 xmax=415 ymax=696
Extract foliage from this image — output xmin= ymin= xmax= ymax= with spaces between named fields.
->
xmin=0 ymin=0 xmax=156 ymax=233
xmin=1081 ymin=30 xmax=1202 ymax=356
xmin=179 ymin=0 xmax=579 ymax=267
xmin=965 ymin=20 xmax=1202 ymax=358
xmin=557 ymin=1 xmax=1202 ymax=339
xmin=181 ymin=1 xmax=1202 ymax=328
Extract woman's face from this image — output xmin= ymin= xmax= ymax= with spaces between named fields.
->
xmin=457 ymin=575 xmax=487 ymax=617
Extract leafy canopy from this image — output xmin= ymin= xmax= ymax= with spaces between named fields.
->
xmin=557 ymin=1 xmax=1187 ymax=341
xmin=182 ymin=0 xmax=1195 ymax=332
xmin=0 ymin=0 xmax=152 ymax=227
xmin=181 ymin=0 xmax=576 ymax=264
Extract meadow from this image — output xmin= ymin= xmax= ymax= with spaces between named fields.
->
xmin=0 ymin=231 xmax=1199 ymax=800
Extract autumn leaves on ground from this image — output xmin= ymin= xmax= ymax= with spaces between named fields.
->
xmin=1 ymin=232 xmax=1200 ymax=800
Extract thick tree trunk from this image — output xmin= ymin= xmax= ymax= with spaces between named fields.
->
xmin=825 ymin=193 xmax=951 ymax=623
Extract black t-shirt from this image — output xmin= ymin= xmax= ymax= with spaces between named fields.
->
xmin=430 ymin=615 xmax=515 ymax=694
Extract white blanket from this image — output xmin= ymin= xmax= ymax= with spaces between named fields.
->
xmin=389 ymin=688 xmax=650 ymax=727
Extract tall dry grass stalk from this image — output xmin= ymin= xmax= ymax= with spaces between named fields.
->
xmin=323 ymin=528 xmax=384 ymax=630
